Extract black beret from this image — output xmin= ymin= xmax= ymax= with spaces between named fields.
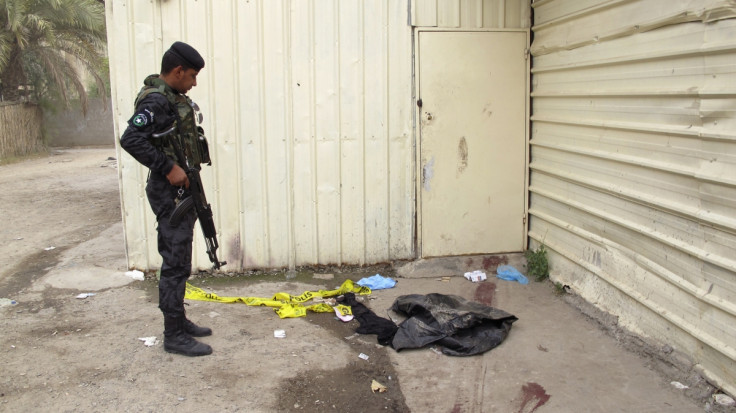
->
xmin=168 ymin=41 xmax=205 ymax=71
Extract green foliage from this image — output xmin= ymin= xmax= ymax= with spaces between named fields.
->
xmin=0 ymin=0 xmax=108 ymax=114
xmin=553 ymin=282 xmax=566 ymax=296
xmin=525 ymin=244 xmax=549 ymax=282
xmin=86 ymin=73 xmax=110 ymax=99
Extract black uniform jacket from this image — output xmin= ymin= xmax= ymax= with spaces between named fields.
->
xmin=120 ymin=91 xmax=178 ymax=178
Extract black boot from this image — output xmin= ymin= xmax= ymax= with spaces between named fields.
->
xmin=184 ymin=318 xmax=212 ymax=337
xmin=163 ymin=316 xmax=212 ymax=357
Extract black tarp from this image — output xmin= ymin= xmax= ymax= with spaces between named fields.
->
xmin=390 ymin=293 xmax=518 ymax=356
xmin=341 ymin=292 xmax=518 ymax=356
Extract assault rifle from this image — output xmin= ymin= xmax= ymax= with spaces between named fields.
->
xmin=152 ymin=126 xmax=227 ymax=270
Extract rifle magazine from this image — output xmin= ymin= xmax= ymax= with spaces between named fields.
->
xmin=169 ymin=195 xmax=194 ymax=226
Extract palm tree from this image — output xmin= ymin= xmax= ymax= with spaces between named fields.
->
xmin=0 ymin=0 xmax=107 ymax=113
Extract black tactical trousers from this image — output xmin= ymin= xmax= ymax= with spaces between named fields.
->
xmin=146 ymin=174 xmax=198 ymax=318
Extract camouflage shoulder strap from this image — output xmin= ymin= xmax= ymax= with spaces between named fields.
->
xmin=133 ymin=84 xmax=168 ymax=109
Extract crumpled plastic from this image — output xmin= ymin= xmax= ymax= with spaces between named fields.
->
xmin=496 ymin=265 xmax=529 ymax=285
xmin=390 ymin=293 xmax=518 ymax=356
xmin=357 ymin=274 xmax=397 ymax=290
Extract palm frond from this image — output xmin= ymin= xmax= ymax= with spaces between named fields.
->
xmin=0 ymin=0 xmax=107 ymax=107
xmin=0 ymin=33 xmax=13 ymax=72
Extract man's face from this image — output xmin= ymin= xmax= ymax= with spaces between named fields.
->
xmin=172 ymin=66 xmax=199 ymax=93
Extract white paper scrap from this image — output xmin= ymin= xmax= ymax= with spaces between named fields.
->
xmin=125 ymin=270 xmax=145 ymax=281
xmin=138 ymin=336 xmax=158 ymax=347
xmin=274 ymin=329 xmax=286 ymax=338
xmin=463 ymin=270 xmax=487 ymax=282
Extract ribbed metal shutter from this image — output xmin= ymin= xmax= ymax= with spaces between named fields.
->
xmin=530 ymin=0 xmax=736 ymax=395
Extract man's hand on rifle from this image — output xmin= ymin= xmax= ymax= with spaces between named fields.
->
xmin=167 ymin=164 xmax=190 ymax=188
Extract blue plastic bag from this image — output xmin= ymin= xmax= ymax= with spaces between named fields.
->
xmin=356 ymin=274 xmax=397 ymax=290
xmin=495 ymin=265 xmax=529 ymax=285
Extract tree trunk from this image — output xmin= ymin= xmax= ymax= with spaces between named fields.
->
xmin=0 ymin=52 xmax=26 ymax=102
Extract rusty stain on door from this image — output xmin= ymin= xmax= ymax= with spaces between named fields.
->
xmin=457 ymin=137 xmax=468 ymax=175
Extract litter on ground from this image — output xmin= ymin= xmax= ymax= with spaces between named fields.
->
xmin=0 ymin=298 xmax=18 ymax=307
xmin=356 ymin=274 xmax=397 ymax=290
xmin=125 ymin=270 xmax=145 ymax=281
xmin=464 ymin=270 xmax=487 ymax=282
xmin=496 ymin=265 xmax=529 ymax=285
xmin=371 ymin=380 xmax=387 ymax=393
xmin=715 ymin=394 xmax=735 ymax=406
xmin=138 ymin=337 xmax=158 ymax=347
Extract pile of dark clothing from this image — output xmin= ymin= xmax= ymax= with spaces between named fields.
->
xmin=339 ymin=293 xmax=517 ymax=356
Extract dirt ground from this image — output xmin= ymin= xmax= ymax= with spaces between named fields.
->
xmin=0 ymin=148 xmax=403 ymax=412
xmin=0 ymin=148 xmax=733 ymax=412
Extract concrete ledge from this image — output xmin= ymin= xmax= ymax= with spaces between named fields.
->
xmin=394 ymin=253 xmax=526 ymax=279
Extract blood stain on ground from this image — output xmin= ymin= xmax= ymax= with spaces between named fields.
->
xmin=474 ymin=282 xmax=496 ymax=306
xmin=482 ymin=256 xmax=508 ymax=271
xmin=516 ymin=382 xmax=550 ymax=413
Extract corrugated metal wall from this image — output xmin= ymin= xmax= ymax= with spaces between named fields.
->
xmin=107 ymin=0 xmax=413 ymax=270
xmin=411 ymin=0 xmax=530 ymax=28
xmin=108 ymin=0 xmax=532 ymax=271
xmin=530 ymin=0 xmax=736 ymax=396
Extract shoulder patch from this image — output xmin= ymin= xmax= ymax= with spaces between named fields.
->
xmin=129 ymin=108 xmax=155 ymax=129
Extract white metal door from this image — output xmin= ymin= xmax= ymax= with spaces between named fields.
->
xmin=419 ymin=31 xmax=528 ymax=257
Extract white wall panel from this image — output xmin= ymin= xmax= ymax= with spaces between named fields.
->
xmin=387 ymin=3 xmax=415 ymax=260
xmin=107 ymin=0 xmax=413 ymax=270
xmin=364 ymin=0 xmax=391 ymax=263
xmin=338 ymin=1 xmax=366 ymax=265
xmin=313 ymin=0 xmax=341 ymax=265
xmin=290 ymin=0 xmax=319 ymax=266
xmin=531 ymin=0 xmax=736 ymax=396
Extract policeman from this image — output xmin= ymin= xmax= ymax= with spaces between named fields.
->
xmin=120 ymin=41 xmax=212 ymax=357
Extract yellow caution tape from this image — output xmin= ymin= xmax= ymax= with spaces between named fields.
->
xmin=184 ymin=279 xmax=370 ymax=319
xmin=333 ymin=304 xmax=352 ymax=317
